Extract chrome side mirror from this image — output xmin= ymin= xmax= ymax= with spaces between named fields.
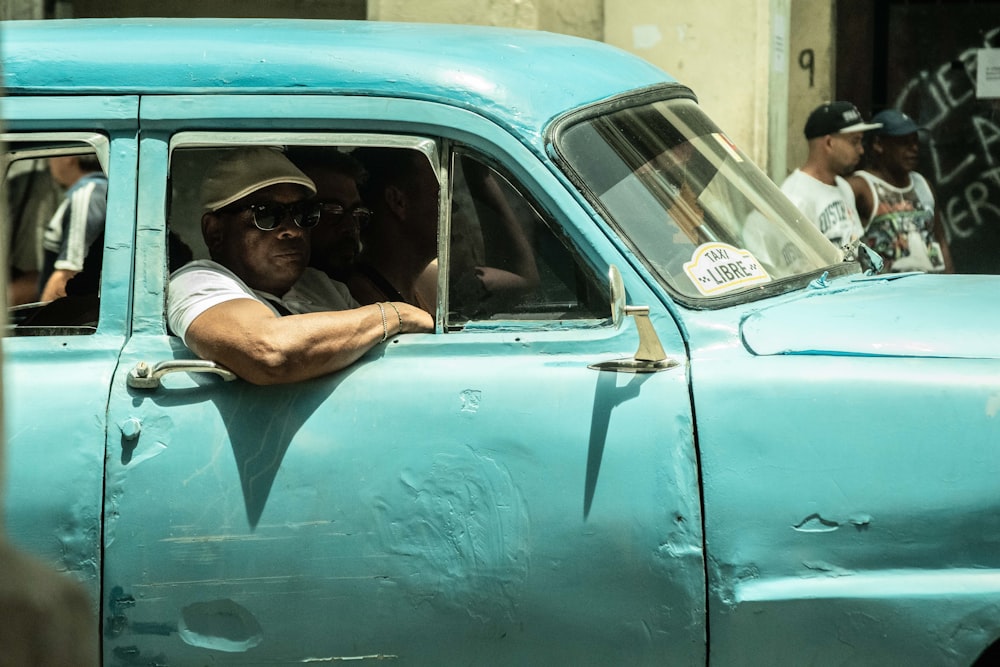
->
xmin=589 ymin=265 xmax=680 ymax=374
xmin=610 ymin=262 xmax=626 ymax=329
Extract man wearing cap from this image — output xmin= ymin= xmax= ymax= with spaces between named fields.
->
xmin=848 ymin=109 xmax=954 ymax=273
xmin=780 ymin=101 xmax=882 ymax=253
xmin=167 ymin=146 xmax=433 ymax=385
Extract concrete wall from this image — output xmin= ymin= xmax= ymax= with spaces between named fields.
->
xmin=785 ymin=0 xmax=837 ymax=178
xmin=602 ymin=0 xmax=788 ymax=174
xmin=367 ymin=0 xmax=602 ymax=39
xmin=9 ymin=0 xmax=793 ymax=174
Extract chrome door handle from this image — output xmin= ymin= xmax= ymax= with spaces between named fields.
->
xmin=127 ymin=360 xmax=237 ymax=389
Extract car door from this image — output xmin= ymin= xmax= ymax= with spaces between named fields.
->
xmin=101 ymin=94 xmax=706 ymax=665
xmin=1 ymin=96 xmax=139 ymax=621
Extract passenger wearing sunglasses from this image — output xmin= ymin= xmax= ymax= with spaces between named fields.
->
xmin=167 ymin=147 xmax=433 ymax=385
xmin=288 ymin=147 xmax=372 ymax=283
xmin=346 ymin=147 xmax=441 ymax=313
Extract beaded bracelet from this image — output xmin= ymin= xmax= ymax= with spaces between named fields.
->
xmin=375 ymin=302 xmax=388 ymax=342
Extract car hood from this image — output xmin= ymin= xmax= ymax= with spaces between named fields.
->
xmin=741 ymin=273 xmax=1000 ymax=359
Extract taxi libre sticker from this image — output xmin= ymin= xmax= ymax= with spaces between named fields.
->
xmin=683 ymin=242 xmax=771 ymax=296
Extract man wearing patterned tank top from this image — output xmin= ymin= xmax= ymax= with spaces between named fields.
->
xmin=848 ymin=109 xmax=954 ymax=274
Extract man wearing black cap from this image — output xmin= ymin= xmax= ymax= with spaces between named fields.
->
xmin=848 ymin=109 xmax=954 ymax=273
xmin=780 ymin=101 xmax=881 ymax=253
xmin=167 ymin=146 xmax=433 ymax=385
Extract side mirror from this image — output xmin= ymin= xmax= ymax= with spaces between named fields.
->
xmin=857 ymin=243 xmax=885 ymax=275
xmin=610 ymin=262 xmax=626 ymax=329
xmin=589 ymin=265 xmax=680 ymax=374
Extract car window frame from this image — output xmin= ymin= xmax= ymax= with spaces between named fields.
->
xmin=3 ymin=131 xmax=123 ymax=337
xmin=164 ymin=129 xmax=611 ymax=337
xmin=444 ymin=143 xmax=611 ymax=331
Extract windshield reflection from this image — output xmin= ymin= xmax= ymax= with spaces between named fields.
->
xmin=555 ymin=94 xmax=847 ymax=304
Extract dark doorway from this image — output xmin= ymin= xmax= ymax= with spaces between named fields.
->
xmin=838 ymin=0 xmax=1000 ymax=273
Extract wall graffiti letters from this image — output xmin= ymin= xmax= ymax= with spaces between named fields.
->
xmin=893 ymin=27 xmax=1000 ymax=272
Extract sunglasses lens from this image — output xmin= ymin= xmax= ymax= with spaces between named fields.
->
xmin=249 ymin=202 xmax=321 ymax=230
xmin=300 ymin=204 xmax=322 ymax=229
xmin=251 ymin=205 xmax=280 ymax=231
xmin=353 ymin=207 xmax=372 ymax=226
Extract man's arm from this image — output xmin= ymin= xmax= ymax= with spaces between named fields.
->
xmin=934 ymin=218 xmax=955 ymax=273
xmin=847 ymin=175 xmax=874 ymax=225
xmin=925 ymin=178 xmax=955 ymax=273
xmin=184 ymin=298 xmax=432 ymax=385
xmin=465 ymin=163 xmax=539 ymax=293
xmin=39 ymin=268 xmax=77 ymax=302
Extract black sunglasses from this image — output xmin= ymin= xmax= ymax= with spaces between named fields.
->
xmin=221 ymin=200 xmax=322 ymax=231
xmin=317 ymin=201 xmax=373 ymax=227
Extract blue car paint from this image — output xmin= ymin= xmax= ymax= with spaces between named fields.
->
xmin=0 ymin=18 xmax=673 ymax=147
xmin=742 ymin=273 xmax=1000 ymax=358
xmin=2 ymin=17 xmax=1000 ymax=666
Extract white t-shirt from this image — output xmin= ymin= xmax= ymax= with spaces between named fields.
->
xmin=167 ymin=259 xmax=358 ymax=345
xmin=780 ymin=169 xmax=864 ymax=250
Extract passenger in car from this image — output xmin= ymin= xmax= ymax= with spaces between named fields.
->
xmin=39 ymin=155 xmax=107 ymax=302
xmin=349 ymin=148 xmax=539 ymax=318
xmin=166 ymin=147 xmax=433 ymax=385
xmin=287 ymin=147 xmax=371 ymax=283
xmin=345 ymin=147 xmax=440 ymax=312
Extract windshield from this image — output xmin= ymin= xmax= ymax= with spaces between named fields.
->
xmin=553 ymin=92 xmax=847 ymax=305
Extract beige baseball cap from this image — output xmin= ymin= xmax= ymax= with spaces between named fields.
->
xmin=200 ymin=146 xmax=316 ymax=213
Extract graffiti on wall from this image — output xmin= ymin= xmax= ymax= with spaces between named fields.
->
xmin=894 ymin=27 xmax=1000 ymax=273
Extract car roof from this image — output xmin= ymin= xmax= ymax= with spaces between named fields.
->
xmin=0 ymin=18 xmax=675 ymax=139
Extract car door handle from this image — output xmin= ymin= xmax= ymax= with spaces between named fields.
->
xmin=127 ymin=359 xmax=237 ymax=389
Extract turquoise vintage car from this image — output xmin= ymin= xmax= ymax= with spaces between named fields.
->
xmin=3 ymin=18 xmax=1000 ymax=666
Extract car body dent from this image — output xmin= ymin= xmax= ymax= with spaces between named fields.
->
xmin=684 ymin=286 xmax=1000 ymax=664
xmin=741 ymin=273 xmax=1000 ymax=359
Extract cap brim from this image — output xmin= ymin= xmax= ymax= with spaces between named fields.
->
xmin=837 ymin=122 xmax=883 ymax=134
xmin=204 ymin=175 xmax=316 ymax=212
xmin=880 ymin=125 xmax=928 ymax=136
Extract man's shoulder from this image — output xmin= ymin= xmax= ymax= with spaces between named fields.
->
xmin=171 ymin=258 xmax=226 ymax=277
xmin=779 ymin=168 xmax=822 ymax=193
xmin=849 ymin=169 xmax=879 ymax=187
xmin=833 ymin=175 xmax=855 ymax=195
xmin=779 ymin=169 xmax=821 ymax=201
xmin=169 ymin=259 xmax=243 ymax=288
xmin=68 ymin=173 xmax=109 ymax=194
xmin=779 ymin=168 xmax=805 ymax=190
xmin=910 ymin=170 xmax=930 ymax=189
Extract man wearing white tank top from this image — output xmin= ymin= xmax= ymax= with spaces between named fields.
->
xmin=848 ymin=109 xmax=954 ymax=273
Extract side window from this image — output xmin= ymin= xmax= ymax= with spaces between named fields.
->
xmin=447 ymin=151 xmax=609 ymax=327
xmin=163 ymin=136 xmax=607 ymax=339
xmin=5 ymin=138 xmax=108 ymax=335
